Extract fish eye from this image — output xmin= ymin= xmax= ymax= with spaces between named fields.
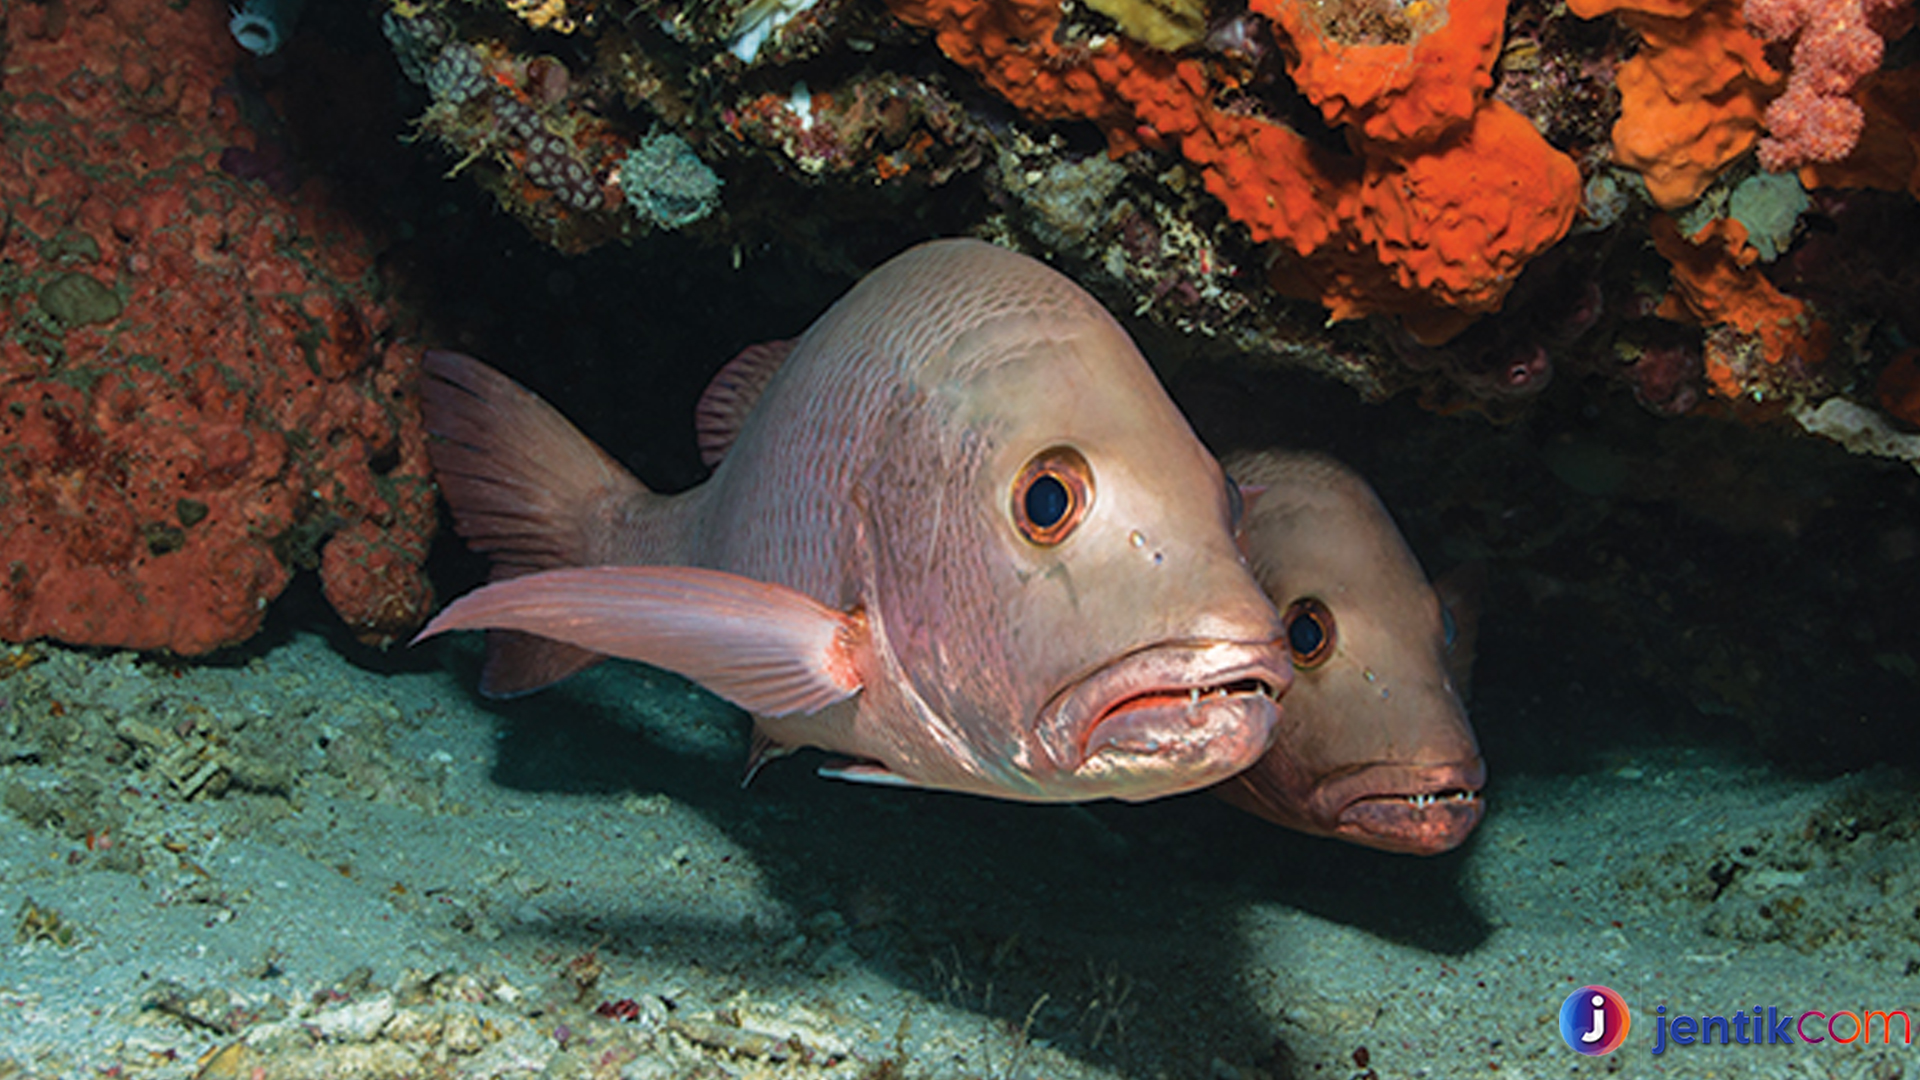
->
xmin=1028 ymin=474 xmax=1070 ymax=527
xmin=1283 ymin=598 xmax=1336 ymax=668
xmin=1011 ymin=446 xmax=1093 ymax=546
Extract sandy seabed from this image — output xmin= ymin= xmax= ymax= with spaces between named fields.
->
xmin=0 ymin=627 xmax=1914 ymax=1079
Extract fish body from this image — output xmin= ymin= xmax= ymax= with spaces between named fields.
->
xmin=417 ymin=239 xmax=1289 ymax=803
xmin=1219 ymin=450 xmax=1485 ymax=854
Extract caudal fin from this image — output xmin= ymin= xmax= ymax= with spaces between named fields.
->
xmin=421 ymin=351 xmax=648 ymax=696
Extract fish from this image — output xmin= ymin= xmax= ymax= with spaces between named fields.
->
xmin=414 ymin=238 xmax=1291 ymax=803
xmin=1216 ymin=450 xmax=1485 ymax=854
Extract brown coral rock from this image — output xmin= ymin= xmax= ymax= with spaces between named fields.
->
xmin=0 ymin=0 xmax=435 ymax=653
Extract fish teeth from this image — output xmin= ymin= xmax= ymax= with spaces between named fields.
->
xmin=1174 ymin=681 xmax=1282 ymax=703
xmin=1403 ymin=790 xmax=1481 ymax=808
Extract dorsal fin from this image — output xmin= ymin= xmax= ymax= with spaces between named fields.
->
xmin=695 ymin=339 xmax=794 ymax=468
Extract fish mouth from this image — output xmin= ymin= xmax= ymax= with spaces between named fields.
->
xmin=1038 ymin=641 xmax=1290 ymax=801
xmin=1316 ymin=759 xmax=1487 ymax=855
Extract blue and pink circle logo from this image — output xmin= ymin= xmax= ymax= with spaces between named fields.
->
xmin=1560 ymin=985 xmax=1631 ymax=1054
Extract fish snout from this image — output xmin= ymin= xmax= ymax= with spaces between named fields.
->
xmin=1316 ymin=758 xmax=1487 ymax=855
xmin=1036 ymin=640 xmax=1291 ymax=801
xmin=1182 ymin=569 xmax=1289 ymax=646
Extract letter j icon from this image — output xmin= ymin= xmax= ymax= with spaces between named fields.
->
xmin=1582 ymin=994 xmax=1606 ymax=1042
xmin=1560 ymin=985 xmax=1630 ymax=1055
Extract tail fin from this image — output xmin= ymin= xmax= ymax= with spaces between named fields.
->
xmin=421 ymin=350 xmax=648 ymax=696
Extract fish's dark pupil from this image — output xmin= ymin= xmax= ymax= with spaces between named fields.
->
xmin=1288 ymin=611 xmax=1326 ymax=657
xmin=1025 ymin=473 xmax=1071 ymax=529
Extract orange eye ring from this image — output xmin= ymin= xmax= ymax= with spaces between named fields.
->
xmin=1283 ymin=597 xmax=1336 ymax=668
xmin=1011 ymin=446 xmax=1094 ymax=546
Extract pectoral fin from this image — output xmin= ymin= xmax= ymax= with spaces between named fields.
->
xmin=416 ymin=566 xmax=865 ymax=717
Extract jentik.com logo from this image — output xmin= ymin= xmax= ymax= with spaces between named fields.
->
xmin=1560 ymin=985 xmax=1631 ymax=1055
xmin=1555 ymin=987 xmax=1914 ymax=1056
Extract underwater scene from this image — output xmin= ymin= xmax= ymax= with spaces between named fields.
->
xmin=2 ymin=0 xmax=1918 ymax=1075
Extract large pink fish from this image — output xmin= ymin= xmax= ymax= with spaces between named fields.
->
xmin=1217 ymin=450 xmax=1485 ymax=854
xmin=415 ymin=239 xmax=1290 ymax=802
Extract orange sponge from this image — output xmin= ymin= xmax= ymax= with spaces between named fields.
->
xmin=1571 ymin=0 xmax=1781 ymax=208
xmin=1254 ymin=0 xmax=1507 ymax=148
xmin=888 ymin=0 xmax=1581 ymax=335
xmin=1651 ymin=215 xmax=1828 ymax=397
xmin=1350 ymin=102 xmax=1584 ymax=320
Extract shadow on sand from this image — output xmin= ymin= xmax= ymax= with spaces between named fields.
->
xmin=452 ymin=646 xmax=1493 ymax=1078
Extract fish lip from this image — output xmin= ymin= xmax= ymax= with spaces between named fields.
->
xmin=1037 ymin=640 xmax=1291 ymax=797
xmin=1318 ymin=758 xmax=1488 ymax=855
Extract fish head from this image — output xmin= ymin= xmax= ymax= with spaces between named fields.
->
xmin=1218 ymin=452 xmax=1485 ymax=854
xmin=854 ymin=249 xmax=1289 ymax=803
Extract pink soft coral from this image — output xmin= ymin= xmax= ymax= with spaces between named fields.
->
xmin=1745 ymin=0 xmax=1916 ymax=170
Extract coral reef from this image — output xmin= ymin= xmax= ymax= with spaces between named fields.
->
xmin=1799 ymin=64 xmax=1920 ymax=195
xmin=383 ymin=12 xmax=634 ymax=252
xmin=380 ymin=0 xmax=991 ymax=250
xmin=1744 ymin=0 xmax=1916 ymax=170
xmin=0 ymin=0 xmax=435 ymax=652
xmin=718 ymin=73 xmax=988 ymax=186
xmin=1382 ymin=241 xmax=1607 ymax=415
xmin=1083 ymin=0 xmax=1209 ymax=51
xmin=373 ymin=0 xmax=1588 ymax=348
xmin=1569 ymin=0 xmax=1780 ymax=209
xmin=888 ymin=0 xmax=1582 ymax=339
xmin=1651 ymin=215 xmax=1830 ymax=402
xmin=1721 ymin=168 xmax=1808 ymax=259
xmin=1794 ymin=394 xmax=1920 ymax=472
xmin=1573 ymin=0 xmax=1918 ymax=209
xmin=619 ymin=131 xmax=724 ymax=228
xmin=354 ymin=0 xmax=1920 ymax=453
xmin=1540 ymin=0 xmax=1916 ymax=430
xmin=1260 ymin=0 xmax=1503 ymax=147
